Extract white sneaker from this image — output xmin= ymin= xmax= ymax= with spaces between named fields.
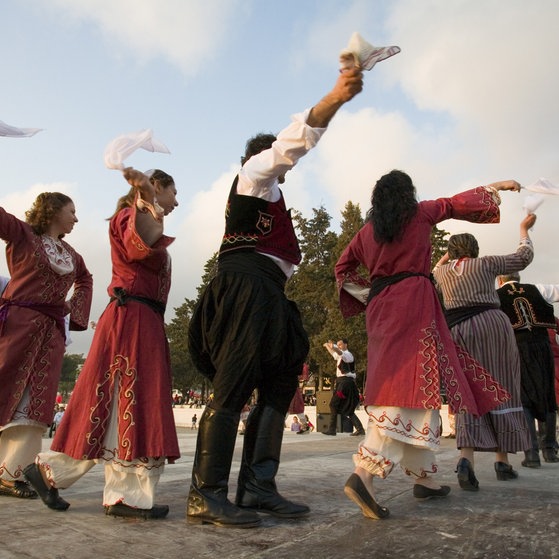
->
xmin=340 ymin=32 xmax=400 ymax=71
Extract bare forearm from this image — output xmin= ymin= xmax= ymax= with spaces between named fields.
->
xmin=306 ymin=68 xmax=363 ymax=128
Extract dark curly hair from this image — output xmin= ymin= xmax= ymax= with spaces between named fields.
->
xmin=25 ymin=192 xmax=74 ymax=237
xmin=241 ymin=133 xmax=277 ymax=166
xmin=367 ymin=170 xmax=418 ymax=243
xmin=109 ymin=169 xmax=174 ymax=220
xmin=447 ymin=233 xmax=479 ymax=259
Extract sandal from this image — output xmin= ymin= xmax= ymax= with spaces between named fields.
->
xmin=0 ymin=479 xmax=38 ymax=499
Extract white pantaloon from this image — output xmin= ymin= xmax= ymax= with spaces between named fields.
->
xmin=36 ymin=387 xmax=165 ymax=509
xmin=353 ymin=406 xmax=441 ymax=479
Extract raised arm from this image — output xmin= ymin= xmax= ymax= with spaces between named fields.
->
xmin=122 ymin=167 xmax=164 ymax=247
xmin=306 ymin=68 xmax=364 ymax=128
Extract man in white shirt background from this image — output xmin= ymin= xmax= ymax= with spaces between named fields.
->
xmin=322 ymin=339 xmax=365 ymax=437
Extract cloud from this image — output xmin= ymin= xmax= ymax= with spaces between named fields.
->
xmin=47 ymin=0 xmax=243 ymax=75
xmin=390 ymin=0 xmax=559 ymax=169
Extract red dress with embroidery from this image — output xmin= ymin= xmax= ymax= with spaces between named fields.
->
xmin=335 ymin=187 xmax=510 ymax=416
xmin=52 ymin=206 xmax=180 ymax=462
xmin=0 ymin=207 xmax=92 ymax=427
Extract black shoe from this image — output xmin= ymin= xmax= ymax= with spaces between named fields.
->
xmin=350 ymin=429 xmax=366 ymax=437
xmin=322 ymin=430 xmax=337 ymax=436
xmin=343 ymin=473 xmax=389 ymax=519
xmin=494 ymin=462 xmax=518 ymax=480
xmin=413 ymin=484 xmax=451 ymax=500
xmin=0 ymin=479 xmax=38 ymax=499
xmin=521 ymin=449 xmax=541 ymax=468
xmin=455 ymin=457 xmax=479 ymax=491
xmin=23 ymin=463 xmax=70 ymax=510
xmin=542 ymin=449 xmax=559 ymax=463
xmin=105 ymin=503 xmax=169 ymax=519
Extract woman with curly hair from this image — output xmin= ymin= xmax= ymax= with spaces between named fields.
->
xmin=335 ymin=170 xmax=518 ymax=520
xmin=25 ymin=168 xmax=180 ymax=520
xmin=0 ymin=192 xmax=92 ymax=499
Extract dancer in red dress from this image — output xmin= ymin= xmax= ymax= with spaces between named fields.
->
xmin=0 ymin=193 xmax=92 ymax=499
xmin=25 ymin=168 xmax=180 ymax=519
xmin=335 ymin=171 xmax=516 ymax=519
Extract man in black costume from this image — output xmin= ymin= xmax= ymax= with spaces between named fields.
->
xmin=497 ymin=272 xmax=559 ymax=467
xmin=186 ymin=67 xmax=364 ymax=527
xmin=322 ymin=339 xmax=365 ymax=437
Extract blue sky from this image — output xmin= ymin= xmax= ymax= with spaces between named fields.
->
xmin=2 ymin=0 xmax=559 ymax=355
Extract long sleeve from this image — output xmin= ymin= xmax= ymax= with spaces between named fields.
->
xmin=237 ymin=109 xmax=325 ymax=201
xmin=68 ymin=253 xmax=93 ymax=331
xmin=535 ymin=284 xmax=559 ymax=303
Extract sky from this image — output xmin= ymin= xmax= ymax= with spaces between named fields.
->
xmin=2 ymin=0 xmax=559 ymax=356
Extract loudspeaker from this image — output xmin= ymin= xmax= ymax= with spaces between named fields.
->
xmin=316 ymin=390 xmax=332 ymax=414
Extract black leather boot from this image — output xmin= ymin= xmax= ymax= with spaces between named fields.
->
xmin=236 ymin=405 xmax=309 ymax=518
xmin=323 ymin=412 xmax=338 ymax=435
xmin=542 ymin=412 xmax=559 ymax=462
xmin=349 ymin=413 xmax=366 ymax=436
xmin=521 ymin=449 xmax=541 ymax=468
xmin=186 ymin=407 xmax=261 ymax=528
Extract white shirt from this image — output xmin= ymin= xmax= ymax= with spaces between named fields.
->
xmin=535 ymin=284 xmax=559 ymax=304
xmin=331 ymin=348 xmax=356 ymax=378
xmin=236 ymin=109 xmax=326 ymax=278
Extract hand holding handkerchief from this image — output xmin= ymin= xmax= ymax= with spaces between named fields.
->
xmin=104 ymin=129 xmax=170 ymax=171
xmin=339 ymin=32 xmax=400 ymax=72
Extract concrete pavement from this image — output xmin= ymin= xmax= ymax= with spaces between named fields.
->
xmin=0 ymin=410 xmax=558 ymax=559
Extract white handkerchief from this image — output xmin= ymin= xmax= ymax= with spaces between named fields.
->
xmin=104 ymin=129 xmax=170 ymax=170
xmin=0 ymin=120 xmax=43 ymax=137
xmin=523 ymin=194 xmax=544 ymax=213
xmin=524 ymin=177 xmax=559 ymax=195
xmin=340 ymin=32 xmax=400 ymax=71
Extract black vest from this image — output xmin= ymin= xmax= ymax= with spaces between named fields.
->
xmin=497 ymin=282 xmax=556 ymax=330
xmin=219 ymin=176 xmax=301 ymax=265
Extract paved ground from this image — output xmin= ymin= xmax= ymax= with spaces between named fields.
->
xmin=1 ymin=410 xmax=558 ymax=559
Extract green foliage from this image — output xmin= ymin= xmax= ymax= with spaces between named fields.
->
xmin=431 ymin=226 xmax=450 ymax=268
xmin=166 ymin=297 xmax=209 ymax=398
xmin=286 ymin=202 xmax=367 ymax=391
xmin=59 ymin=353 xmax=85 ymax=397
xmin=166 ymin=252 xmax=219 ymax=399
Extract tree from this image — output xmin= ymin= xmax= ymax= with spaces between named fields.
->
xmin=286 ymin=206 xmax=338 ymax=385
xmin=430 ymin=226 xmax=450 ymax=269
xmin=59 ymin=353 xmax=85 ymax=398
xmin=166 ymin=252 xmax=219 ymax=400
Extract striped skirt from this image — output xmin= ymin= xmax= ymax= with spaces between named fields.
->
xmin=450 ymin=308 xmax=531 ymax=452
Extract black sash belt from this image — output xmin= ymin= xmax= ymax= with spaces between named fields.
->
xmin=367 ymin=272 xmax=432 ymax=304
xmin=444 ymin=304 xmax=496 ymax=329
xmin=111 ymin=287 xmax=165 ymax=316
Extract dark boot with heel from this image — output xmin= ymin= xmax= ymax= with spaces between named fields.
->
xmin=236 ymin=405 xmax=309 ymax=518
xmin=521 ymin=449 xmax=541 ymax=468
xmin=322 ymin=412 xmax=338 ymax=436
xmin=456 ymin=457 xmax=479 ymax=491
xmin=494 ymin=462 xmax=518 ymax=480
xmin=23 ymin=463 xmax=70 ymax=510
xmin=186 ymin=407 xmax=261 ymax=528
